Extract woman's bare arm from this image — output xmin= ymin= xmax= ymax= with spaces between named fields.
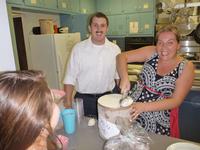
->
xmin=116 ymin=46 xmax=156 ymax=93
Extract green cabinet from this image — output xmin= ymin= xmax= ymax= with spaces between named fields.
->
xmin=96 ymin=0 xmax=155 ymax=36
xmin=24 ymin=0 xmax=43 ymax=7
xmin=80 ymin=0 xmax=96 ymax=14
xmin=70 ymin=14 xmax=89 ymax=39
xmin=7 ymin=0 xmax=57 ymax=9
xmin=96 ymin=0 xmax=122 ymax=15
xmin=7 ymin=0 xmax=93 ymax=14
xmin=24 ymin=0 xmax=57 ymax=9
xmin=60 ymin=14 xmax=89 ymax=39
xmin=122 ymin=0 xmax=154 ymax=13
xmin=7 ymin=0 xmax=24 ymax=5
xmin=68 ymin=0 xmax=79 ymax=12
xmin=139 ymin=0 xmax=154 ymax=12
xmin=57 ymin=0 xmax=68 ymax=10
xmin=107 ymin=12 xmax=155 ymax=36
xmin=96 ymin=0 xmax=110 ymax=15
xmin=126 ymin=13 xmax=139 ymax=34
xmin=58 ymin=0 xmax=69 ymax=10
xmin=7 ymin=0 xmax=155 ymax=37
xmin=97 ymin=0 xmax=154 ymax=15
xmin=8 ymin=0 xmax=94 ymax=13
xmin=122 ymin=0 xmax=138 ymax=13
xmin=109 ymin=0 xmax=122 ymax=15
xmin=43 ymin=0 xmax=57 ymax=9
xmin=140 ymin=13 xmax=155 ymax=35
xmin=58 ymin=0 xmax=79 ymax=12
xmin=126 ymin=12 xmax=154 ymax=35
xmin=107 ymin=15 xmax=126 ymax=36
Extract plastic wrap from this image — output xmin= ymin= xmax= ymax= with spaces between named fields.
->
xmin=104 ymin=117 xmax=152 ymax=150
xmin=104 ymin=135 xmax=149 ymax=150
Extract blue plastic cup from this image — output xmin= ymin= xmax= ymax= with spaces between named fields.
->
xmin=61 ymin=109 xmax=76 ymax=134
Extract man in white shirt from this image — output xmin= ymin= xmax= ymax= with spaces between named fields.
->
xmin=63 ymin=12 xmax=121 ymax=118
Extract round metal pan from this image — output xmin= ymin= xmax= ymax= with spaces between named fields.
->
xmin=194 ymin=23 xmax=200 ymax=44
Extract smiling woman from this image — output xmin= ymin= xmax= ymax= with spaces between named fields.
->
xmin=116 ymin=24 xmax=195 ymax=138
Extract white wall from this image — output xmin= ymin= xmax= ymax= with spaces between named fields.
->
xmin=0 ymin=1 xmax=60 ymax=72
xmin=12 ymin=11 xmax=60 ymax=69
xmin=0 ymin=0 xmax=16 ymax=71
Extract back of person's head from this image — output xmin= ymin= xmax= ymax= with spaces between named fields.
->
xmin=89 ymin=12 xmax=109 ymax=26
xmin=0 ymin=70 xmax=55 ymax=150
xmin=156 ymin=25 xmax=180 ymax=43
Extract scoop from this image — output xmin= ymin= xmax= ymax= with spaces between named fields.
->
xmin=119 ymin=91 xmax=133 ymax=107
xmin=120 ymin=97 xmax=133 ymax=107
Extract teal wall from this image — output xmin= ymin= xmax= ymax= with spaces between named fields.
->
xmin=60 ymin=14 xmax=89 ymax=40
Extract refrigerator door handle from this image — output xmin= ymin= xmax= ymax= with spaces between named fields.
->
xmin=57 ymin=54 xmax=62 ymax=82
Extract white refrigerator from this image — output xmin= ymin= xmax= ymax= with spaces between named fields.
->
xmin=28 ymin=33 xmax=81 ymax=89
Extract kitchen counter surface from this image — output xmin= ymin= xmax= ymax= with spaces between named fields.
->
xmin=56 ymin=117 xmax=200 ymax=150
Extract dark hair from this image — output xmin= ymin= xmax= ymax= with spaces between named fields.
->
xmin=0 ymin=70 xmax=55 ymax=150
xmin=156 ymin=25 xmax=180 ymax=43
xmin=89 ymin=12 xmax=109 ymax=26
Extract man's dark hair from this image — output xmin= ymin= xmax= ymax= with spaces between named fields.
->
xmin=89 ymin=12 xmax=109 ymax=26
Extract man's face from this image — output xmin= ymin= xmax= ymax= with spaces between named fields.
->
xmin=89 ymin=16 xmax=108 ymax=45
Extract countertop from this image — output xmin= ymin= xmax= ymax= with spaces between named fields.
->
xmin=56 ymin=117 xmax=200 ymax=150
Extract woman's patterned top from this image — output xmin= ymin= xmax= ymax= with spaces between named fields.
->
xmin=131 ymin=52 xmax=187 ymax=135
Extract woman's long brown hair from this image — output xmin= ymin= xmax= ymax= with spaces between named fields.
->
xmin=0 ymin=70 xmax=54 ymax=150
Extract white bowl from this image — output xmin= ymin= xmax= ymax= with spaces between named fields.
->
xmin=167 ymin=142 xmax=200 ymax=150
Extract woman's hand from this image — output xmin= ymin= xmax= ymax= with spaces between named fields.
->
xmin=119 ymin=78 xmax=131 ymax=94
xmin=63 ymin=99 xmax=72 ymax=108
xmin=130 ymin=102 xmax=146 ymax=120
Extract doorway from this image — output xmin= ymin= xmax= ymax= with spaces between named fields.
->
xmin=13 ymin=17 xmax=28 ymax=70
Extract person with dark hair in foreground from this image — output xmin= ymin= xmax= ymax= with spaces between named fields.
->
xmin=0 ymin=70 xmax=62 ymax=150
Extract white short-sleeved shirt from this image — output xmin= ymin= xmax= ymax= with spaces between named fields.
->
xmin=63 ymin=37 xmax=121 ymax=94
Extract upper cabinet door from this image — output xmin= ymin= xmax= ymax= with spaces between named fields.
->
xmin=97 ymin=0 xmax=122 ymax=15
xmin=68 ymin=0 xmax=79 ymax=12
xmin=7 ymin=0 xmax=24 ymax=5
xmin=122 ymin=0 xmax=154 ymax=13
xmin=58 ymin=0 xmax=79 ymax=12
xmin=126 ymin=13 xmax=140 ymax=35
xmin=139 ymin=12 xmax=155 ymax=35
xmin=24 ymin=0 xmax=58 ymax=9
xmin=96 ymin=0 xmax=111 ymax=15
xmin=126 ymin=12 xmax=155 ymax=35
xmin=58 ymin=0 xmax=68 ymax=10
xmin=107 ymin=15 xmax=127 ymax=36
xmin=109 ymin=0 xmax=122 ymax=15
xmin=122 ymin=0 xmax=138 ymax=13
xmin=137 ymin=0 xmax=154 ymax=12
xmin=80 ymin=0 xmax=96 ymax=14
xmin=43 ymin=0 xmax=57 ymax=9
xmin=24 ymin=0 xmax=43 ymax=7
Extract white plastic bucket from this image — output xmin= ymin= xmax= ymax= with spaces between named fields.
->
xmin=98 ymin=94 xmax=132 ymax=140
xmin=39 ymin=19 xmax=54 ymax=34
